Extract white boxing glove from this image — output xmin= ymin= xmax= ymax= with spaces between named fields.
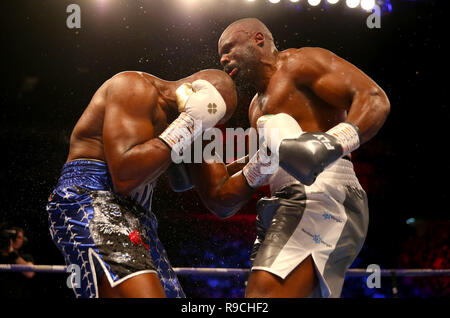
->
xmin=175 ymin=83 xmax=194 ymax=112
xmin=159 ymin=79 xmax=226 ymax=160
xmin=257 ymin=113 xmax=303 ymax=156
xmin=183 ymin=79 xmax=226 ymax=130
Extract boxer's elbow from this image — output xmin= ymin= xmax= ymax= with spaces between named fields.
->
xmin=374 ymin=88 xmax=390 ymax=120
xmin=202 ymin=192 xmax=240 ymax=219
xmin=369 ymin=87 xmax=390 ymax=118
xmin=112 ymin=177 xmax=137 ymax=195
xmin=355 ymin=88 xmax=391 ymax=143
xmin=372 ymin=89 xmax=391 ymax=139
xmin=111 ymin=162 xmax=147 ymax=195
xmin=198 ymin=191 xmax=237 ymax=219
xmin=208 ymin=205 xmax=239 ymax=219
xmin=382 ymin=97 xmax=390 ymax=120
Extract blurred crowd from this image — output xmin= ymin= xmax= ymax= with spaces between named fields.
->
xmin=0 ymin=224 xmax=35 ymax=298
xmin=0 ymin=215 xmax=448 ymax=298
xmin=169 ymin=216 xmax=449 ymax=298
xmin=397 ymin=221 xmax=449 ymax=297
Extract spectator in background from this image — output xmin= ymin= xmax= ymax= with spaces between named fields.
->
xmin=0 ymin=226 xmax=35 ymax=298
xmin=9 ymin=227 xmax=34 ymax=263
xmin=398 ymin=221 xmax=449 ymax=297
xmin=10 ymin=227 xmax=26 ymax=252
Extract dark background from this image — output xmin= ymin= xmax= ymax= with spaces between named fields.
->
xmin=0 ymin=0 xmax=448 ymax=298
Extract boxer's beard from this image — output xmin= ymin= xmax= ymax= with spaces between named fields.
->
xmin=234 ymin=45 xmax=258 ymax=94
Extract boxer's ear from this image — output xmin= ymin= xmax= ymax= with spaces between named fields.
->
xmin=255 ymin=32 xmax=265 ymax=47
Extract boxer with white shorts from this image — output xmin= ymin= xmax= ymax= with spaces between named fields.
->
xmin=250 ymin=158 xmax=369 ymax=298
xmin=174 ymin=18 xmax=389 ymax=298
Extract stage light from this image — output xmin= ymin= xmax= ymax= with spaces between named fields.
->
xmin=289 ymin=0 xmax=300 ymax=3
xmin=269 ymin=0 xmax=281 ymax=4
xmin=346 ymin=0 xmax=360 ymax=9
xmin=308 ymin=0 xmax=321 ymax=7
xmin=361 ymin=0 xmax=376 ymax=11
xmin=327 ymin=0 xmax=339 ymax=4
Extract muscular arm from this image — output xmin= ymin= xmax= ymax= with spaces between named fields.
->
xmin=186 ymin=100 xmax=261 ymax=218
xmin=102 ymin=72 xmax=171 ymax=194
xmin=226 ymin=155 xmax=248 ymax=175
xmin=188 ymin=156 xmax=255 ymax=219
xmin=292 ymin=47 xmax=390 ymax=143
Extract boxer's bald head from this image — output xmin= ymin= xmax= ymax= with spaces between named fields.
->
xmin=218 ymin=18 xmax=277 ymax=85
xmin=219 ymin=18 xmax=275 ymax=49
xmin=188 ymin=69 xmax=237 ymax=124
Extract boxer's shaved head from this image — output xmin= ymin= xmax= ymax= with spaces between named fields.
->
xmin=219 ymin=18 xmax=275 ymax=49
xmin=218 ymin=18 xmax=278 ymax=86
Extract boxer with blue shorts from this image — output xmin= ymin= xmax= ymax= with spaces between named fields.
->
xmin=46 ymin=69 xmax=237 ymax=298
xmin=47 ymin=159 xmax=184 ymax=298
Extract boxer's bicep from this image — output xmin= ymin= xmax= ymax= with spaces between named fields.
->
xmin=103 ymin=85 xmax=155 ymax=167
xmin=102 ymin=75 xmax=169 ymax=192
xmin=103 ymin=106 xmax=154 ymax=172
xmin=322 ymin=60 xmax=390 ymax=143
xmin=314 ymin=64 xmax=390 ymax=143
xmin=292 ymin=48 xmax=353 ymax=110
xmin=294 ymin=48 xmax=390 ymax=142
xmin=312 ymin=59 xmax=379 ymax=111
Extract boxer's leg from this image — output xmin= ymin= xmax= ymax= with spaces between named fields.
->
xmin=246 ymin=255 xmax=317 ymax=298
xmin=99 ymin=273 xmax=166 ymax=298
xmin=247 ymin=159 xmax=369 ymax=298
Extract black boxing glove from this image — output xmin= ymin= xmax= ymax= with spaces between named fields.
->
xmin=260 ymin=113 xmax=361 ymax=186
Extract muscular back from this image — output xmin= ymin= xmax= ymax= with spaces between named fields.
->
xmin=67 ymin=72 xmax=171 ymax=162
xmin=66 ymin=82 xmax=108 ymax=162
xmin=66 ymin=71 xmax=176 ymax=194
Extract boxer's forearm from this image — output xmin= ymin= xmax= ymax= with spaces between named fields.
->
xmin=226 ymin=156 xmax=248 ymax=176
xmin=204 ymin=171 xmax=255 ymax=218
xmin=189 ymin=162 xmax=255 ymax=219
xmin=111 ymin=138 xmax=172 ymax=194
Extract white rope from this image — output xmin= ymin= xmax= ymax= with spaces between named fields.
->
xmin=1 ymin=264 xmax=449 ymax=277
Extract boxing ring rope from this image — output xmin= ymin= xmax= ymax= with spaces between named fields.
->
xmin=1 ymin=264 xmax=450 ymax=277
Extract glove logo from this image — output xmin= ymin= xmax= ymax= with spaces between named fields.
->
xmin=313 ymin=134 xmax=335 ymax=150
xmin=207 ymin=103 xmax=217 ymax=114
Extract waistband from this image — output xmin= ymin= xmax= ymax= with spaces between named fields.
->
xmin=269 ymin=158 xmax=361 ymax=195
xmin=56 ymin=159 xmax=113 ymax=190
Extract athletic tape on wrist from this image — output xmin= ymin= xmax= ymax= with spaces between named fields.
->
xmin=326 ymin=122 xmax=361 ymax=155
xmin=159 ymin=112 xmax=200 ymax=157
xmin=242 ymin=148 xmax=274 ymax=189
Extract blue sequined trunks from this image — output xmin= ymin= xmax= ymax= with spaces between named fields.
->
xmin=46 ymin=159 xmax=185 ymax=298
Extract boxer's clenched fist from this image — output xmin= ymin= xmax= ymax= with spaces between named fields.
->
xmin=160 ymin=79 xmax=227 ymax=157
xmin=178 ymin=79 xmax=226 ymax=130
xmin=257 ymin=113 xmax=303 ymax=155
xmin=259 ymin=113 xmax=361 ymax=186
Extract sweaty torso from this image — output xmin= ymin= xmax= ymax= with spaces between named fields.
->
xmin=248 ymin=49 xmax=346 ymax=130
xmin=66 ymin=72 xmax=173 ymax=163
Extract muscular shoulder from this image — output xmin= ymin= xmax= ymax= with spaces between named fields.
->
xmin=105 ymin=71 xmax=158 ymax=112
xmin=278 ymin=47 xmax=339 ymax=82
